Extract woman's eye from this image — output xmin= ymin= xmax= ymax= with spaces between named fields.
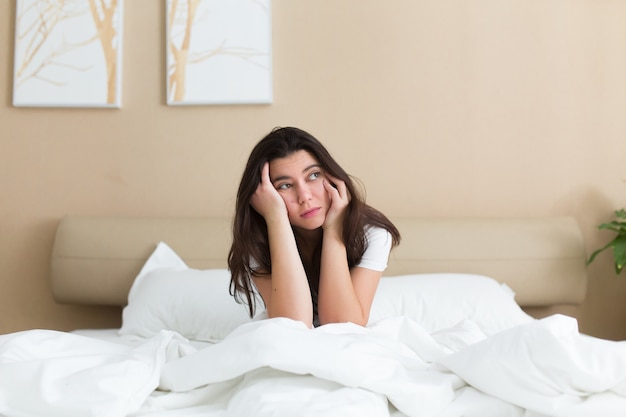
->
xmin=276 ymin=183 xmax=291 ymax=190
xmin=308 ymin=171 xmax=321 ymax=180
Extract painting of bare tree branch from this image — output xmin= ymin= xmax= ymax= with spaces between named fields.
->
xmin=13 ymin=0 xmax=123 ymax=108
xmin=167 ymin=0 xmax=272 ymax=105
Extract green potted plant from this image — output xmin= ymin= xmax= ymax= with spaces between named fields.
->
xmin=587 ymin=209 xmax=626 ymax=274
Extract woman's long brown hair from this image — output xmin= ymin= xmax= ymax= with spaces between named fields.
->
xmin=228 ymin=127 xmax=400 ymax=317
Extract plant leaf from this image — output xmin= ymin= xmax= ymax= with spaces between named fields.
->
xmin=612 ymin=235 xmax=626 ymax=275
xmin=598 ymin=221 xmax=626 ymax=233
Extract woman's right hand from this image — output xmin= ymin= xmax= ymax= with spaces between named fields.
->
xmin=250 ymin=162 xmax=288 ymax=222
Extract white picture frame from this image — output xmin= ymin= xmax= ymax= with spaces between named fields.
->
xmin=13 ymin=0 xmax=123 ymax=108
xmin=166 ymin=0 xmax=272 ymax=105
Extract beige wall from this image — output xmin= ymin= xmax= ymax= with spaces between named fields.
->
xmin=1 ymin=0 xmax=625 ymax=339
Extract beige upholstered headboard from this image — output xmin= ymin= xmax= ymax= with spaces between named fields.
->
xmin=50 ymin=216 xmax=588 ymax=307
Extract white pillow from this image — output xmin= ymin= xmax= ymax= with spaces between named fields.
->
xmin=368 ymin=273 xmax=534 ymax=335
xmin=120 ymin=242 xmax=263 ymax=342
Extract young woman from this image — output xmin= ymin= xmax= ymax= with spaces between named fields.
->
xmin=228 ymin=127 xmax=400 ymax=328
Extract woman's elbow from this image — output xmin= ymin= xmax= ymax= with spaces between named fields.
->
xmin=266 ymin=309 xmax=314 ymax=329
xmin=318 ymin=312 xmax=369 ymax=327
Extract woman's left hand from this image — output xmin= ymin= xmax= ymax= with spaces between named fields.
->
xmin=322 ymin=174 xmax=350 ymax=233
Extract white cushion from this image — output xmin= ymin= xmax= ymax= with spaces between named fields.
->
xmin=120 ymin=242 xmax=263 ymax=342
xmin=369 ymin=273 xmax=534 ymax=335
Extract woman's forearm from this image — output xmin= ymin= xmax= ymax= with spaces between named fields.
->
xmin=317 ymin=230 xmax=366 ymax=325
xmin=264 ymin=217 xmax=313 ymax=326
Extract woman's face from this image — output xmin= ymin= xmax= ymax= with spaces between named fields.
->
xmin=268 ymin=150 xmax=331 ymax=231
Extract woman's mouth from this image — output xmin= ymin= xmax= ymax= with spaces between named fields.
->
xmin=300 ymin=207 xmax=321 ymax=219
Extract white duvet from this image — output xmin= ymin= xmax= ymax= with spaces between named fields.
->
xmin=1 ymin=314 xmax=625 ymax=417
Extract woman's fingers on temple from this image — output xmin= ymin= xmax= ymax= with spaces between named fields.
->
xmin=325 ymin=174 xmax=350 ymax=201
xmin=324 ymin=179 xmax=339 ymax=197
xmin=260 ymin=162 xmax=270 ymax=183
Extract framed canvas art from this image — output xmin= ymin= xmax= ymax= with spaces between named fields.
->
xmin=166 ymin=0 xmax=272 ymax=105
xmin=13 ymin=0 xmax=123 ymax=108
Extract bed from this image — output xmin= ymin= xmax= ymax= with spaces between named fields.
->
xmin=1 ymin=215 xmax=625 ymax=417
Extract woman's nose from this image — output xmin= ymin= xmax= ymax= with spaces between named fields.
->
xmin=297 ymin=185 xmax=312 ymax=204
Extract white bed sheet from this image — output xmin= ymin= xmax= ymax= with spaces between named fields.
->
xmin=1 ymin=315 xmax=625 ymax=417
xmin=71 ymin=328 xmax=215 ymax=350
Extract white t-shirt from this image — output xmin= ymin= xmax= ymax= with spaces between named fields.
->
xmin=356 ymin=226 xmax=393 ymax=271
